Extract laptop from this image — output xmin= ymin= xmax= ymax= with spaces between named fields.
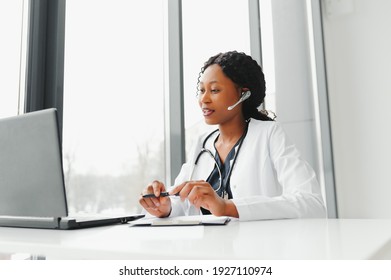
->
xmin=0 ymin=108 xmax=144 ymax=229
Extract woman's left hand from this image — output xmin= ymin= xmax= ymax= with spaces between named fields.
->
xmin=170 ymin=180 xmax=239 ymax=217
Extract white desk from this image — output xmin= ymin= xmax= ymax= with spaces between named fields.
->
xmin=1 ymin=219 xmax=391 ymax=260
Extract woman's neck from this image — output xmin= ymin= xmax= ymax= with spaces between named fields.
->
xmin=217 ymin=117 xmax=247 ymax=145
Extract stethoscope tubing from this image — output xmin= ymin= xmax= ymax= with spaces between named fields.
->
xmin=189 ymin=124 xmax=249 ymax=198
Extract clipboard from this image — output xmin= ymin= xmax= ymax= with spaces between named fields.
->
xmin=129 ymin=215 xmax=231 ymax=226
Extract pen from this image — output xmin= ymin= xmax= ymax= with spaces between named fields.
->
xmin=142 ymin=192 xmax=178 ymax=198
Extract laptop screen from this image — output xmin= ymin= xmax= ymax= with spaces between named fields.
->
xmin=0 ymin=109 xmax=68 ymax=218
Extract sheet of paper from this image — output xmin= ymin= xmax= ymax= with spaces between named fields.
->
xmin=129 ymin=215 xmax=231 ymax=226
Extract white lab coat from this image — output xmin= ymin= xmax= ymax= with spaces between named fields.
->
xmin=169 ymin=119 xmax=326 ymax=221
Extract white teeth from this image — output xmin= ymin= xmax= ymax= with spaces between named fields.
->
xmin=202 ymin=109 xmax=214 ymax=116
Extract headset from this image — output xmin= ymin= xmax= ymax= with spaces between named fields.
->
xmin=227 ymin=90 xmax=251 ymax=110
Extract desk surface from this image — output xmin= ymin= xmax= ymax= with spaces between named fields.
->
xmin=1 ymin=219 xmax=391 ymax=260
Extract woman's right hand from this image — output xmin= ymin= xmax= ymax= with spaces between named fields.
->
xmin=138 ymin=180 xmax=171 ymax=218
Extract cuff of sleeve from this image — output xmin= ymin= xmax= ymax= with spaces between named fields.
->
xmin=168 ymin=196 xmax=185 ymax=217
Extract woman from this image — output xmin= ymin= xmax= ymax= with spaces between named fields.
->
xmin=139 ymin=51 xmax=326 ymax=220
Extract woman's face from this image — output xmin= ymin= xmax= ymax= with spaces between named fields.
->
xmin=198 ymin=64 xmax=243 ymax=125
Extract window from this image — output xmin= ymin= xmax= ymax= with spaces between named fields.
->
xmin=0 ymin=0 xmax=27 ymax=118
xmin=182 ymin=0 xmax=251 ymax=158
xmin=260 ymin=0 xmax=276 ymax=114
xmin=63 ymin=0 xmax=165 ymax=215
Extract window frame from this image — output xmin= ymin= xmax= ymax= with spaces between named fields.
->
xmin=24 ymin=0 xmax=66 ymax=141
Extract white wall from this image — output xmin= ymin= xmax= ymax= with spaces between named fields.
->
xmin=322 ymin=0 xmax=391 ymax=218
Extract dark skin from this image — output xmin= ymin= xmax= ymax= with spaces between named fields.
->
xmin=139 ymin=64 xmax=247 ymax=218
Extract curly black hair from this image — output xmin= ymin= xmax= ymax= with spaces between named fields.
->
xmin=198 ymin=51 xmax=274 ymax=121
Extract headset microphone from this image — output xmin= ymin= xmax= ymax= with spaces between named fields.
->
xmin=227 ymin=91 xmax=251 ymax=110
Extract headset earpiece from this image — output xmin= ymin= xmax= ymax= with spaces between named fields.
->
xmin=227 ymin=90 xmax=251 ymax=110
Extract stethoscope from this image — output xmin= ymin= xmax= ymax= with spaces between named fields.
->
xmin=188 ymin=123 xmax=249 ymax=199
